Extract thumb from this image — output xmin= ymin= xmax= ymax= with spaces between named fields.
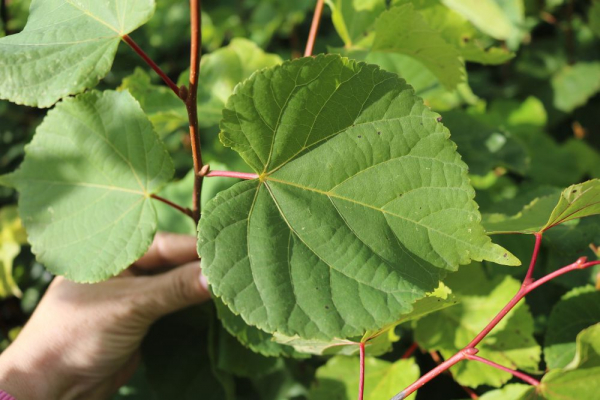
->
xmin=138 ymin=262 xmax=211 ymax=319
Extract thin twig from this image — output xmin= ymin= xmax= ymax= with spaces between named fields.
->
xmin=401 ymin=342 xmax=419 ymax=359
xmin=523 ymin=233 xmax=543 ymax=285
xmin=122 ymin=35 xmax=180 ymax=96
xmin=428 ymin=351 xmax=479 ymax=400
xmin=466 ymin=355 xmax=540 ymax=386
xmin=186 ymin=0 xmax=204 ymax=222
xmin=304 ymin=0 xmax=325 ymax=57
xmin=150 ymin=194 xmax=194 ymax=220
xmin=358 ymin=342 xmax=366 ymax=400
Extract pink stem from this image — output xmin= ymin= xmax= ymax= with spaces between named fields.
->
xmin=392 ymin=350 xmax=472 ymax=399
xmin=358 ymin=342 xmax=366 ymax=400
xmin=206 ymin=170 xmax=259 ymax=180
xmin=466 ymin=355 xmax=540 ymax=386
xmin=392 ymin=235 xmax=600 ymax=400
xmin=525 ymin=258 xmax=600 ymax=294
xmin=523 ymin=233 xmax=543 ymax=285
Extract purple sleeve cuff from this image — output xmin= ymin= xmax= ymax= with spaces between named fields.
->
xmin=0 ymin=390 xmax=16 ymax=400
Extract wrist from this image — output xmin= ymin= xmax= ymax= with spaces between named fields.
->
xmin=0 ymin=340 xmax=83 ymax=400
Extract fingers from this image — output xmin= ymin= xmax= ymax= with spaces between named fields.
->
xmin=136 ymin=262 xmax=210 ymax=319
xmin=135 ymin=232 xmax=198 ymax=270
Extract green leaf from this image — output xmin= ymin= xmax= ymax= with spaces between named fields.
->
xmin=538 ymin=324 xmax=600 ymax=400
xmin=551 ymin=62 xmax=600 ymax=112
xmin=325 ymin=0 xmax=386 ymax=48
xmin=7 ymin=90 xmax=173 ymax=282
xmin=337 ymin=50 xmax=479 ymax=111
xmin=216 ymin=324 xmax=283 ymax=378
xmin=215 ymin=296 xmax=304 ymax=358
xmin=393 ymin=0 xmax=514 ymax=64
xmin=118 ymin=68 xmax=187 ymax=137
xmin=373 ymin=4 xmax=465 ymax=89
xmin=483 ymin=191 xmax=561 ymax=234
xmin=544 ymin=180 xmax=600 ymax=230
xmin=309 ymin=356 xmax=420 ymax=400
xmin=440 ymin=0 xmax=513 ymax=40
xmin=0 ymin=206 xmax=27 ymax=298
xmin=0 ymin=0 xmax=155 ymax=107
xmin=483 ymin=180 xmax=600 ymax=234
xmin=179 ymin=38 xmax=282 ymax=128
xmin=545 ymin=286 xmax=600 ymax=369
xmin=200 ymin=55 xmax=517 ymax=341
xmin=415 ymin=264 xmax=541 ymax=387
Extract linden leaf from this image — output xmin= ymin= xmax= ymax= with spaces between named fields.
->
xmin=2 ymin=90 xmax=173 ymax=282
xmin=199 ymin=55 xmax=518 ymax=341
xmin=0 ymin=0 xmax=155 ymax=107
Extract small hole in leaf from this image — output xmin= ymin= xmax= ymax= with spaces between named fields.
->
xmin=377 ymin=131 xmax=381 ymax=135
xmin=572 ymin=190 xmax=577 ymax=193
xmin=325 ymin=305 xmax=330 ymax=309
xmin=358 ymin=135 xmax=362 ymax=138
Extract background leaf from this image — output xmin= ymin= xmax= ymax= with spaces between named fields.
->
xmin=0 ymin=0 xmax=155 ymax=107
xmin=440 ymin=0 xmax=513 ymax=40
xmin=373 ymin=4 xmax=465 ymax=89
xmin=309 ymin=356 xmax=420 ymax=400
xmin=0 ymin=206 xmax=27 ymax=298
xmin=4 ymin=90 xmax=173 ymax=282
xmin=325 ymin=0 xmax=386 ymax=48
xmin=538 ymin=324 xmax=600 ymax=400
xmin=544 ymin=286 xmax=600 ymax=369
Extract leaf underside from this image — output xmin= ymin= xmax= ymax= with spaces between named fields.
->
xmin=0 ymin=0 xmax=155 ymax=107
xmin=199 ymin=54 xmax=518 ymax=341
xmin=4 ymin=90 xmax=173 ymax=282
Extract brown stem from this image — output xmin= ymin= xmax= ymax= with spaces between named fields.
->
xmin=304 ymin=0 xmax=325 ymax=57
xmin=186 ymin=0 xmax=204 ymax=222
xmin=150 ymin=194 xmax=194 ymax=220
xmin=122 ymin=35 xmax=180 ymax=96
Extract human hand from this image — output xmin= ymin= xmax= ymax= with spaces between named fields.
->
xmin=0 ymin=233 xmax=209 ymax=400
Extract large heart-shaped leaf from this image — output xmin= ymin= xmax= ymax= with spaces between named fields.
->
xmin=0 ymin=0 xmax=155 ymax=107
xmin=1 ymin=90 xmax=173 ymax=282
xmin=199 ymin=55 xmax=518 ymax=340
